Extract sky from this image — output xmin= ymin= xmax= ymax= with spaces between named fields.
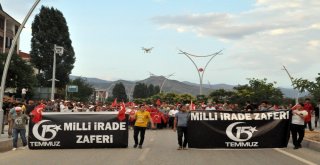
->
xmin=1 ymin=0 xmax=320 ymax=88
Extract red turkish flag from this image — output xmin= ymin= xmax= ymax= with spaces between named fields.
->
xmin=31 ymin=104 xmax=45 ymax=123
xmin=156 ymin=99 xmax=161 ymax=106
xmin=160 ymin=112 xmax=167 ymax=123
xmin=190 ymin=100 xmax=196 ymax=110
xmin=117 ymin=102 xmax=126 ymax=121
xmin=111 ymin=98 xmax=117 ymax=107
xmin=151 ymin=112 xmax=161 ymax=124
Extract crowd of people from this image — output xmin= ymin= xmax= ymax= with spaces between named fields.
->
xmin=1 ymin=96 xmax=319 ymax=150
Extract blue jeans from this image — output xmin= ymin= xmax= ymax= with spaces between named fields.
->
xmin=13 ymin=128 xmax=27 ymax=148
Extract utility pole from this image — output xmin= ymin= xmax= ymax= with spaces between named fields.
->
xmin=50 ymin=44 xmax=64 ymax=100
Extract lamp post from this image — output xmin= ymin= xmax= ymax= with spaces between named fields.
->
xmin=160 ymin=73 xmax=175 ymax=93
xmin=50 ymin=44 xmax=64 ymax=100
xmin=178 ymin=49 xmax=223 ymax=95
xmin=282 ymin=65 xmax=299 ymax=104
xmin=0 ymin=0 xmax=42 ymax=136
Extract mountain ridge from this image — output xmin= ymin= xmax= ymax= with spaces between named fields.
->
xmin=70 ymin=75 xmax=306 ymax=98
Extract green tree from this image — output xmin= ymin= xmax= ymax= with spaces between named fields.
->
xmin=30 ymin=6 xmax=75 ymax=88
xmin=293 ymin=73 xmax=320 ymax=99
xmin=154 ymin=86 xmax=160 ymax=94
xmin=147 ymin=84 xmax=155 ymax=97
xmin=112 ymin=82 xmax=128 ymax=102
xmin=178 ymin=94 xmax=194 ymax=104
xmin=133 ymin=83 xmax=148 ymax=98
xmin=233 ymin=78 xmax=283 ymax=105
xmin=67 ymin=78 xmax=94 ymax=102
xmin=163 ymin=93 xmax=179 ymax=104
xmin=208 ymin=89 xmax=235 ymax=103
xmin=0 ymin=53 xmax=36 ymax=91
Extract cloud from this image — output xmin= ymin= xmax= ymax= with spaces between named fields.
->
xmin=152 ymin=0 xmax=320 ymax=77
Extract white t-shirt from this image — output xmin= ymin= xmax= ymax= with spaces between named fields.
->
xmin=291 ymin=110 xmax=308 ymax=125
xmin=168 ymin=109 xmax=179 ymax=117
xmin=22 ymin=88 xmax=27 ymax=95
xmin=205 ymin=106 xmax=216 ymax=110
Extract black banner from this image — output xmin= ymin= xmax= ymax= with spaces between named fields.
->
xmin=28 ymin=112 xmax=128 ymax=149
xmin=188 ymin=110 xmax=291 ymax=148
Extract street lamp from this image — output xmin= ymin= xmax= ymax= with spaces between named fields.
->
xmin=282 ymin=65 xmax=299 ymax=104
xmin=178 ymin=49 xmax=223 ymax=95
xmin=50 ymin=44 xmax=64 ymax=100
xmin=160 ymin=73 xmax=175 ymax=93
xmin=0 ymin=0 xmax=42 ymax=136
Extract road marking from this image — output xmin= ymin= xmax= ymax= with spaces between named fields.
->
xmin=273 ymin=148 xmax=318 ymax=165
xmin=138 ymin=148 xmax=150 ymax=161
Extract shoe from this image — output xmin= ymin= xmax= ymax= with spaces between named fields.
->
xmin=310 ymin=129 xmax=314 ymax=131
xmin=298 ymin=144 xmax=302 ymax=148
xmin=183 ymin=147 xmax=188 ymax=150
xmin=12 ymin=148 xmax=17 ymax=151
xmin=21 ymin=146 xmax=27 ymax=150
xmin=138 ymin=145 xmax=142 ymax=149
xmin=177 ymin=146 xmax=182 ymax=150
xmin=293 ymin=146 xmax=299 ymax=150
xmin=133 ymin=144 xmax=138 ymax=148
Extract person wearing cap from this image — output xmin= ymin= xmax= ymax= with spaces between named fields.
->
xmin=7 ymin=103 xmax=19 ymax=138
xmin=12 ymin=106 xmax=28 ymax=151
xmin=132 ymin=104 xmax=155 ymax=149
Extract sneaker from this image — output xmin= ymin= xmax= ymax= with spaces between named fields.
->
xmin=183 ymin=147 xmax=188 ymax=150
xmin=12 ymin=148 xmax=17 ymax=151
xmin=177 ymin=146 xmax=182 ymax=150
xmin=21 ymin=146 xmax=27 ymax=150
xmin=133 ymin=144 xmax=138 ymax=148
xmin=138 ymin=145 xmax=142 ymax=149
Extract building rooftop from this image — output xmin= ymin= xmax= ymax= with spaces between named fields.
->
xmin=19 ymin=51 xmax=31 ymax=61
xmin=0 ymin=3 xmax=20 ymax=26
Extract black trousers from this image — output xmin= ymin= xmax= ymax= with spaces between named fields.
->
xmin=133 ymin=126 xmax=146 ymax=145
xmin=304 ymin=121 xmax=313 ymax=130
xmin=169 ymin=117 xmax=174 ymax=128
xmin=177 ymin=126 xmax=188 ymax=148
xmin=291 ymin=124 xmax=305 ymax=147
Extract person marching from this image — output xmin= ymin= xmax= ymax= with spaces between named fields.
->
xmin=173 ymin=105 xmax=189 ymax=150
xmin=12 ymin=107 xmax=29 ymax=151
xmin=291 ymin=103 xmax=308 ymax=149
xmin=132 ymin=104 xmax=155 ymax=149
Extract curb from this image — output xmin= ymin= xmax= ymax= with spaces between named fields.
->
xmin=0 ymin=138 xmax=23 ymax=152
xmin=302 ymin=139 xmax=320 ymax=152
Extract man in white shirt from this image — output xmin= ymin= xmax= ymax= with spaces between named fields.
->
xmin=168 ymin=106 xmax=179 ymax=129
xmin=291 ymin=103 xmax=308 ymax=149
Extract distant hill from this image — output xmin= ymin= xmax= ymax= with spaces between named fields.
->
xmin=70 ymin=75 xmax=307 ymax=98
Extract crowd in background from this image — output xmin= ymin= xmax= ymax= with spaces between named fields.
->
xmin=1 ymin=96 xmax=319 ymax=137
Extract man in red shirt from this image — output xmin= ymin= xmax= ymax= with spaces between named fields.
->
xmin=303 ymin=98 xmax=314 ymax=131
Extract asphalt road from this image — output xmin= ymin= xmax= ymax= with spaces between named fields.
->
xmin=0 ymin=129 xmax=319 ymax=165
